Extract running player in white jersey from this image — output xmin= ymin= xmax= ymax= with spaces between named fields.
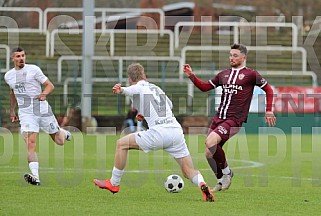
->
xmin=4 ymin=47 xmax=71 ymax=186
xmin=93 ymin=63 xmax=215 ymax=202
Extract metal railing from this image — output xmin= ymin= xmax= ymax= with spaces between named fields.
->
xmin=47 ymin=29 xmax=174 ymax=57
xmin=174 ymin=21 xmax=298 ymax=49
xmin=192 ymin=69 xmax=317 ymax=87
xmin=44 ymin=7 xmax=165 ymax=33
xmin=0 ymin=44 xmax=11 ymax=73
xmin=60 ymin=55 xmax=183 ymax=106
xmin=57 ymin=55 xmax=181 ymax=83
xmin=63 ymin=77 xmax=192 ymax=107
xmin=0 ymin=7 xmax=43 ymax=32
xmin=180 ymin=45 xmax=307 ymax=81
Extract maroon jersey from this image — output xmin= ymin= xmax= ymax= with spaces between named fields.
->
xmin=209 ymin=66 xmax=267 ymax=123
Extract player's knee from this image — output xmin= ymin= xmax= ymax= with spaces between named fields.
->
xmin=116 ymin=139 xmax=127 ymax=151
xmin=26 ymin=141 xmax=37 ymax=151
xmin=205 ymin=140 xmax=218 ymax=152
xmin=205 ymin=137 xmax=217 ymax=148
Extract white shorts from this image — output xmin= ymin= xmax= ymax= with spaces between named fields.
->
xmin=134 ymin=126 xmax=190 ymax=159
xmin=19 ymin=114 xmax=60 ymax=134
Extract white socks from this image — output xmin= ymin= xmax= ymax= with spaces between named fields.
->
xmin=222 ymin=166 xmax=231 ymax=175
xmin=60 ymin=128 xmax=70 ymax=140
xmin=29 ymin=162 xmax=40 ymax=181
xmin=192 ymin=174 xmax=205 ymax=188
xmin=110 ymin=166 xmax=124 ymax=186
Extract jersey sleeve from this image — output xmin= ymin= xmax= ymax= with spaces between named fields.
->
xmin=254 ymin=70 xmax=268 ymax=88
xmin=4 ymin=72 xmax=11 ymax=88
xmin=122 ymin=85 xmax=140 ymax=97
xmin=189 ymin=74 xmax=216 ymax=91
xmin=166 ymin=96 xmax=173 ymax=109
xmin=209 ymin=74 xmax=220 ymax=88
xmin=34 ymin=65 xmax=48 ymax=84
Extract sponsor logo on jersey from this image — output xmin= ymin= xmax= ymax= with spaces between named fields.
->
xmin=222 ymin=84 xmax=243 ymax=94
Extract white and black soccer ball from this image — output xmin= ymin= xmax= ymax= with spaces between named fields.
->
xmin=164 ymin=174 xmax=184 ymax=193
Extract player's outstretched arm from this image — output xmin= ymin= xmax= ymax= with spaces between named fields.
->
xmin=183 ymin=64 xmax=214 ymax=92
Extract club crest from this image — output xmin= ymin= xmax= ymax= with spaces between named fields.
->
xmin=238 ymin=73 xmax=245 ymax=80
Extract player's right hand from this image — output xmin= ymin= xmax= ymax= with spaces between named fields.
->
xmin=183 ymin=64 xmax=193 ymax=77
xmin=112 ymin=83 xmax=122 ymax=94
xmin=36 ymin=94 xmax=47 ymax=101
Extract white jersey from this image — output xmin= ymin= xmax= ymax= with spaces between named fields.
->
xmin=4 ymin=64 xmax=54 ymax=116
xmin=123 ymin=80 xmax=181 ymax=128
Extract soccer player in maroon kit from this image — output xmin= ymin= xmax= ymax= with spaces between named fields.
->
xmin=183 ymin=44 xmax=276 ymax=192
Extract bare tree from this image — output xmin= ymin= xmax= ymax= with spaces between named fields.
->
xmin=193 ymin=0 xmax=216 ymax=32
xmin=0 ymin=0 xmax=19 ymax=15
xmin=96 ymin=0 xmax=139 ymax=8
xmin=2 ymin=0 xmax=321 ymax=28
xmin=0 ymin=0 xmax=17 ymax=7
xmin=137 ymin=0 xmax=164 ymax=29
xmin=213 ymin=0 xmax=321 ymax=22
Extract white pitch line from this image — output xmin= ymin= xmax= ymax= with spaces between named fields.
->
xmin=1 ymin=160 xmax=320 ymax=181
xmin=0 ymin=159 xmax=264 ymax=174
xmin=231 ymin=173 xmax=320 ymax=182
xmin=228 ymin=159 xmax=265 ymax=169
xmin=0 ymin=170 xmax=319 ymax=182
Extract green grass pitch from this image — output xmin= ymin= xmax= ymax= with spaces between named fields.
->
xmin=0 ymin=132 xmax=320 ymax=215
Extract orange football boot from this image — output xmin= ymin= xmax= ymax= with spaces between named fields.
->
xmin=200 ymin=182 xmax=215 ymax=202
xmin=94 ymin=179 xmax=120 ymax=194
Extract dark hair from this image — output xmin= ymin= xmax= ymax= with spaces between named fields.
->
xmin=231 ymin=44 xmax=247 ymax=55
xmin=11 ymin=47 xmax=24 ymax=55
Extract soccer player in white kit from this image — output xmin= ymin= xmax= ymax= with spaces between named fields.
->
xmin=94 ymin=63 xmax=215 ymax=202
xmin=4 ymin=47 xmax=71 ymax=186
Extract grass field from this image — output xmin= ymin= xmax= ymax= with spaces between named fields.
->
xmin=0 ymin=132 xmax=321 ymax=216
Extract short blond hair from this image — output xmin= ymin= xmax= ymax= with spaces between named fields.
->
xmin=127 ymin=63 xmax=145 ymax=82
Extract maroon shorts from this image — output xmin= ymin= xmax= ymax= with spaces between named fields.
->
xmin=208 ymin=116 xmax=242 ymax=146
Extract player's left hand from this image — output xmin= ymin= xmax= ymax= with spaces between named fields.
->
xmin=36 ymin=94 xmax=47 ymax=101
xmin=265 ymin=111 xmax=276 ymax=127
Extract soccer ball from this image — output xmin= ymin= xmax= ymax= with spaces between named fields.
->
xmin=164 ymin=174 xmax=184 ymax=193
